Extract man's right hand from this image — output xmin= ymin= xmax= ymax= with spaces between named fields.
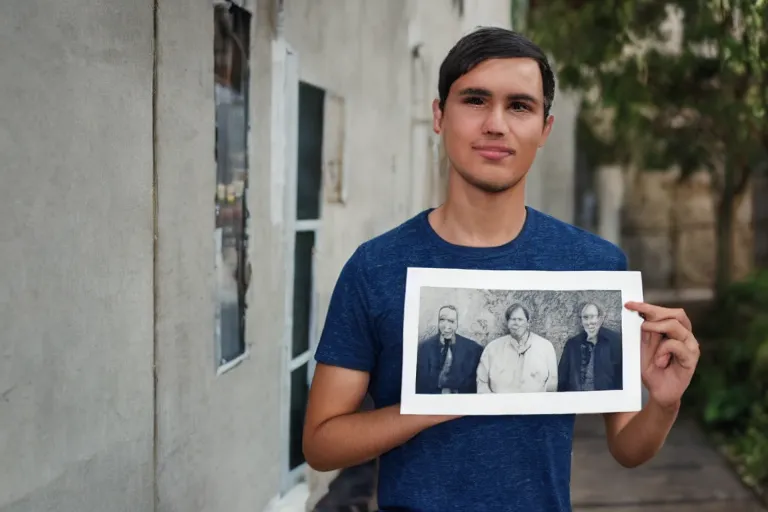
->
xmin=302 ymin=363 xmax=459 ymax=472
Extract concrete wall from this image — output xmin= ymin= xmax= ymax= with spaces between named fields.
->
xmin=0 ymin=1 xmax=155 ymax=511
xmin=527 ymin=84 xmax=580 ymax=224
xmin=1 ymin=0 xmax=284 ymax=510
xmin=153 ymin=1 xmax=282 ymax=511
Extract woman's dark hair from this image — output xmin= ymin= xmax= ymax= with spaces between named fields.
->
xmin=437 ymin=26 xmax=556 ymax=119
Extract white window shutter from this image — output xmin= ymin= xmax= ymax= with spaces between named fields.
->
xmin=322 ymin=92 xmax=346 ymax=204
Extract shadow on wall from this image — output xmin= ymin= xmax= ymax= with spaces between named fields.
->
xmin=418 ymin=287 xmax=622 ymax=358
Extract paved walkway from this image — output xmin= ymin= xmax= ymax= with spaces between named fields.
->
xmin=571 ymin=414 xmax=766 ymax=511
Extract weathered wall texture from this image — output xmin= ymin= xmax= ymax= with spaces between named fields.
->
xmin=622 ymin=170 xmax=754 ymax=289
xmin=526 ymin=85 xmax=580 ymax=225
xmin=0 ymin=1 xmax=155 ymax=511
xmin=153 ymin=1 xmax=282 ymax=511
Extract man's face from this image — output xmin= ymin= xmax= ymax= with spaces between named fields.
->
xmin=432 ymin=57 xmax=554 ymax=194
xmin=581 ymin=304 xmax=603 ymax=338
xmin=507 ymin=308 xmax=529 ymax=339
xmin=438 ymin=307 xmax=458 ymax=338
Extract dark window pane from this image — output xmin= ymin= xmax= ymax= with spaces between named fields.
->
xmin=297 ymin=82 xmax=325 ymax=220
xmin=292 ymin=231 xmax=314 ymax=358
xmin=289 ymin=363 xmax=310 ymax=469
xmin=213 ymin=3 xmax=251 ymax=366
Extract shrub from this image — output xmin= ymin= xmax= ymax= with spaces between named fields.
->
xmin=688 ymin=269 xmax=768 ymax=492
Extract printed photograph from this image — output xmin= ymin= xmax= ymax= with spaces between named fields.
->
xmin=400 ymin=268 xmax=645 ymax=416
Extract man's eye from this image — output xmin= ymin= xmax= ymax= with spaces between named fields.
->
xmin=510 ymin=101 xmax=529 ymax=111
xmin=463 ymin=96 xmax=484 ymax=105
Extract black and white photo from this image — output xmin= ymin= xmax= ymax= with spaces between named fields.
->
xmin=401 ymin=268 xmax=644 ymax=415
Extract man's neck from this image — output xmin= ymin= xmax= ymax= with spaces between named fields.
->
xmin=510 ymin=331 xmax=530 ymax=349
xmin=428 ymin=171 xmax=528 ymax=248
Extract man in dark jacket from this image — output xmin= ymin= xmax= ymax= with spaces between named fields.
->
xmin=416 ymin=305 xmax=484 ymax=394
xmin=558 ymin=302 xmax=623 ymax=392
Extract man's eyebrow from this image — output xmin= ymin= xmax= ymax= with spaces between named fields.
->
xmin=458 ymin=87 xmax=492 ymax=97
xmin=458 ymin=88 xmax=539 ymax=104
xmin=508 ymin=93 xmax=539 ymax=104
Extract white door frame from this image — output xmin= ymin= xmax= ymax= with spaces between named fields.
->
xmin=274 ymin=39 xmax=310 ymax=495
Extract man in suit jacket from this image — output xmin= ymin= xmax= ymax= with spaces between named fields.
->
xmin=416 ymin=305 xmax=484 ymax=394
xmin=558 ymin=302 xmax=623 ymax=392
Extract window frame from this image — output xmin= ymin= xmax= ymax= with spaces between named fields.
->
xmin=213 ymin=1 xmax=253 ymax=375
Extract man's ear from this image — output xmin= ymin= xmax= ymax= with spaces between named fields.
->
xmin=432 ymin=98 xmax=442 ymax=134
xmin=539 ymin=114 xmax=555 ymax=148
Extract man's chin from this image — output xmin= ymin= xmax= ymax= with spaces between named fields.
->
xmin=456 ymin=168 xmax=521 ymax=194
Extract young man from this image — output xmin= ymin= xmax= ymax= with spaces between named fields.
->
xmin=303 ymin=27 xmax=700 ymax=512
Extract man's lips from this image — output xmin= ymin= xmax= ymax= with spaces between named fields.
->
xmin=473 ymin=145 xmax=515 ymax=160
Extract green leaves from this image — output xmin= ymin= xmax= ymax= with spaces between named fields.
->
xmin=527 ymin=0 xmax=768 ymax=178
xmin=686 ymin=271 xmax=768 ymax=490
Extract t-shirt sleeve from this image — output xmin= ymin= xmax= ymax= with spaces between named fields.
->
xmin=616 ymin=247 xmax=629 ymax=271
xmin=313 ymin=246 xmax=378 ymax=373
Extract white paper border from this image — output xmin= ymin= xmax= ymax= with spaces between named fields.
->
xmin=400 ymin=268 xmax=644 ymax=416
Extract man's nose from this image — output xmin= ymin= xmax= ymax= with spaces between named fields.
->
xmin=481 ymin=106 xmax=509 ymax=136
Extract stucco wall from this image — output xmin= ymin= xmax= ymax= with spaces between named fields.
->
xmin=527 ymin=84 xmax=580 ymax=224
xmin=0 ymin=1 xmax=155 ymax=511
xmin=153 ymin=1 xmax=282 ymax=511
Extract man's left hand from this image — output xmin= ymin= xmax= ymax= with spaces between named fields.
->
xmin=624 ymin=301 xmax=700 ymax=409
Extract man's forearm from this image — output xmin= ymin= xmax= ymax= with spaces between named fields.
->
xmin=607 ymin=398 xmax=680 ymax=468
xmin=304 ymin=404 xmax=451 ymax=472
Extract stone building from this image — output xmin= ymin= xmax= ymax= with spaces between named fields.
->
xmin=0 ymin=1 xmax=580 ymax=511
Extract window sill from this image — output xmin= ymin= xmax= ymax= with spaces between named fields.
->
xmin=216 ymin=349 xmax=250 ymax=377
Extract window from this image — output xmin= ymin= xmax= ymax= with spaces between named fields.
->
xmin=213 ymin=3 xmax=252 ymax=371
xmin=276 ymin=42 xmax=346 ymax=493
xmin=287 ymin=81 xmax=325 ymax=477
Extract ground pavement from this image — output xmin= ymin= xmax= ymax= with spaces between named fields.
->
xmin=571 ymin=413 xmax=766 ymax=511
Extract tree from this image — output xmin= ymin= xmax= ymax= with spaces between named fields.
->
xmin=524 ymin=0 xmax=768 ymax=297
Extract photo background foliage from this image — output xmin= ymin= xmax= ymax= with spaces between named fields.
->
xmin=417 ymin=287 xmax=623 ymax=359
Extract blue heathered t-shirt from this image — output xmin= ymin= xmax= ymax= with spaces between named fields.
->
xmin=314 ymin=206 xmax=628 ymax=512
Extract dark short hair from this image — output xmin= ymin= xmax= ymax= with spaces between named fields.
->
xmin=437 ymin=26 xmax=556 ymax=119
xmin=579 ymin=302 xmax=604 ymax=318
xmin=504 ymin=303 xmax=530 ymax=323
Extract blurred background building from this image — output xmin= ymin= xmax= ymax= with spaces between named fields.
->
xmin=2 ymin=0 xmax=765 ymax=512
